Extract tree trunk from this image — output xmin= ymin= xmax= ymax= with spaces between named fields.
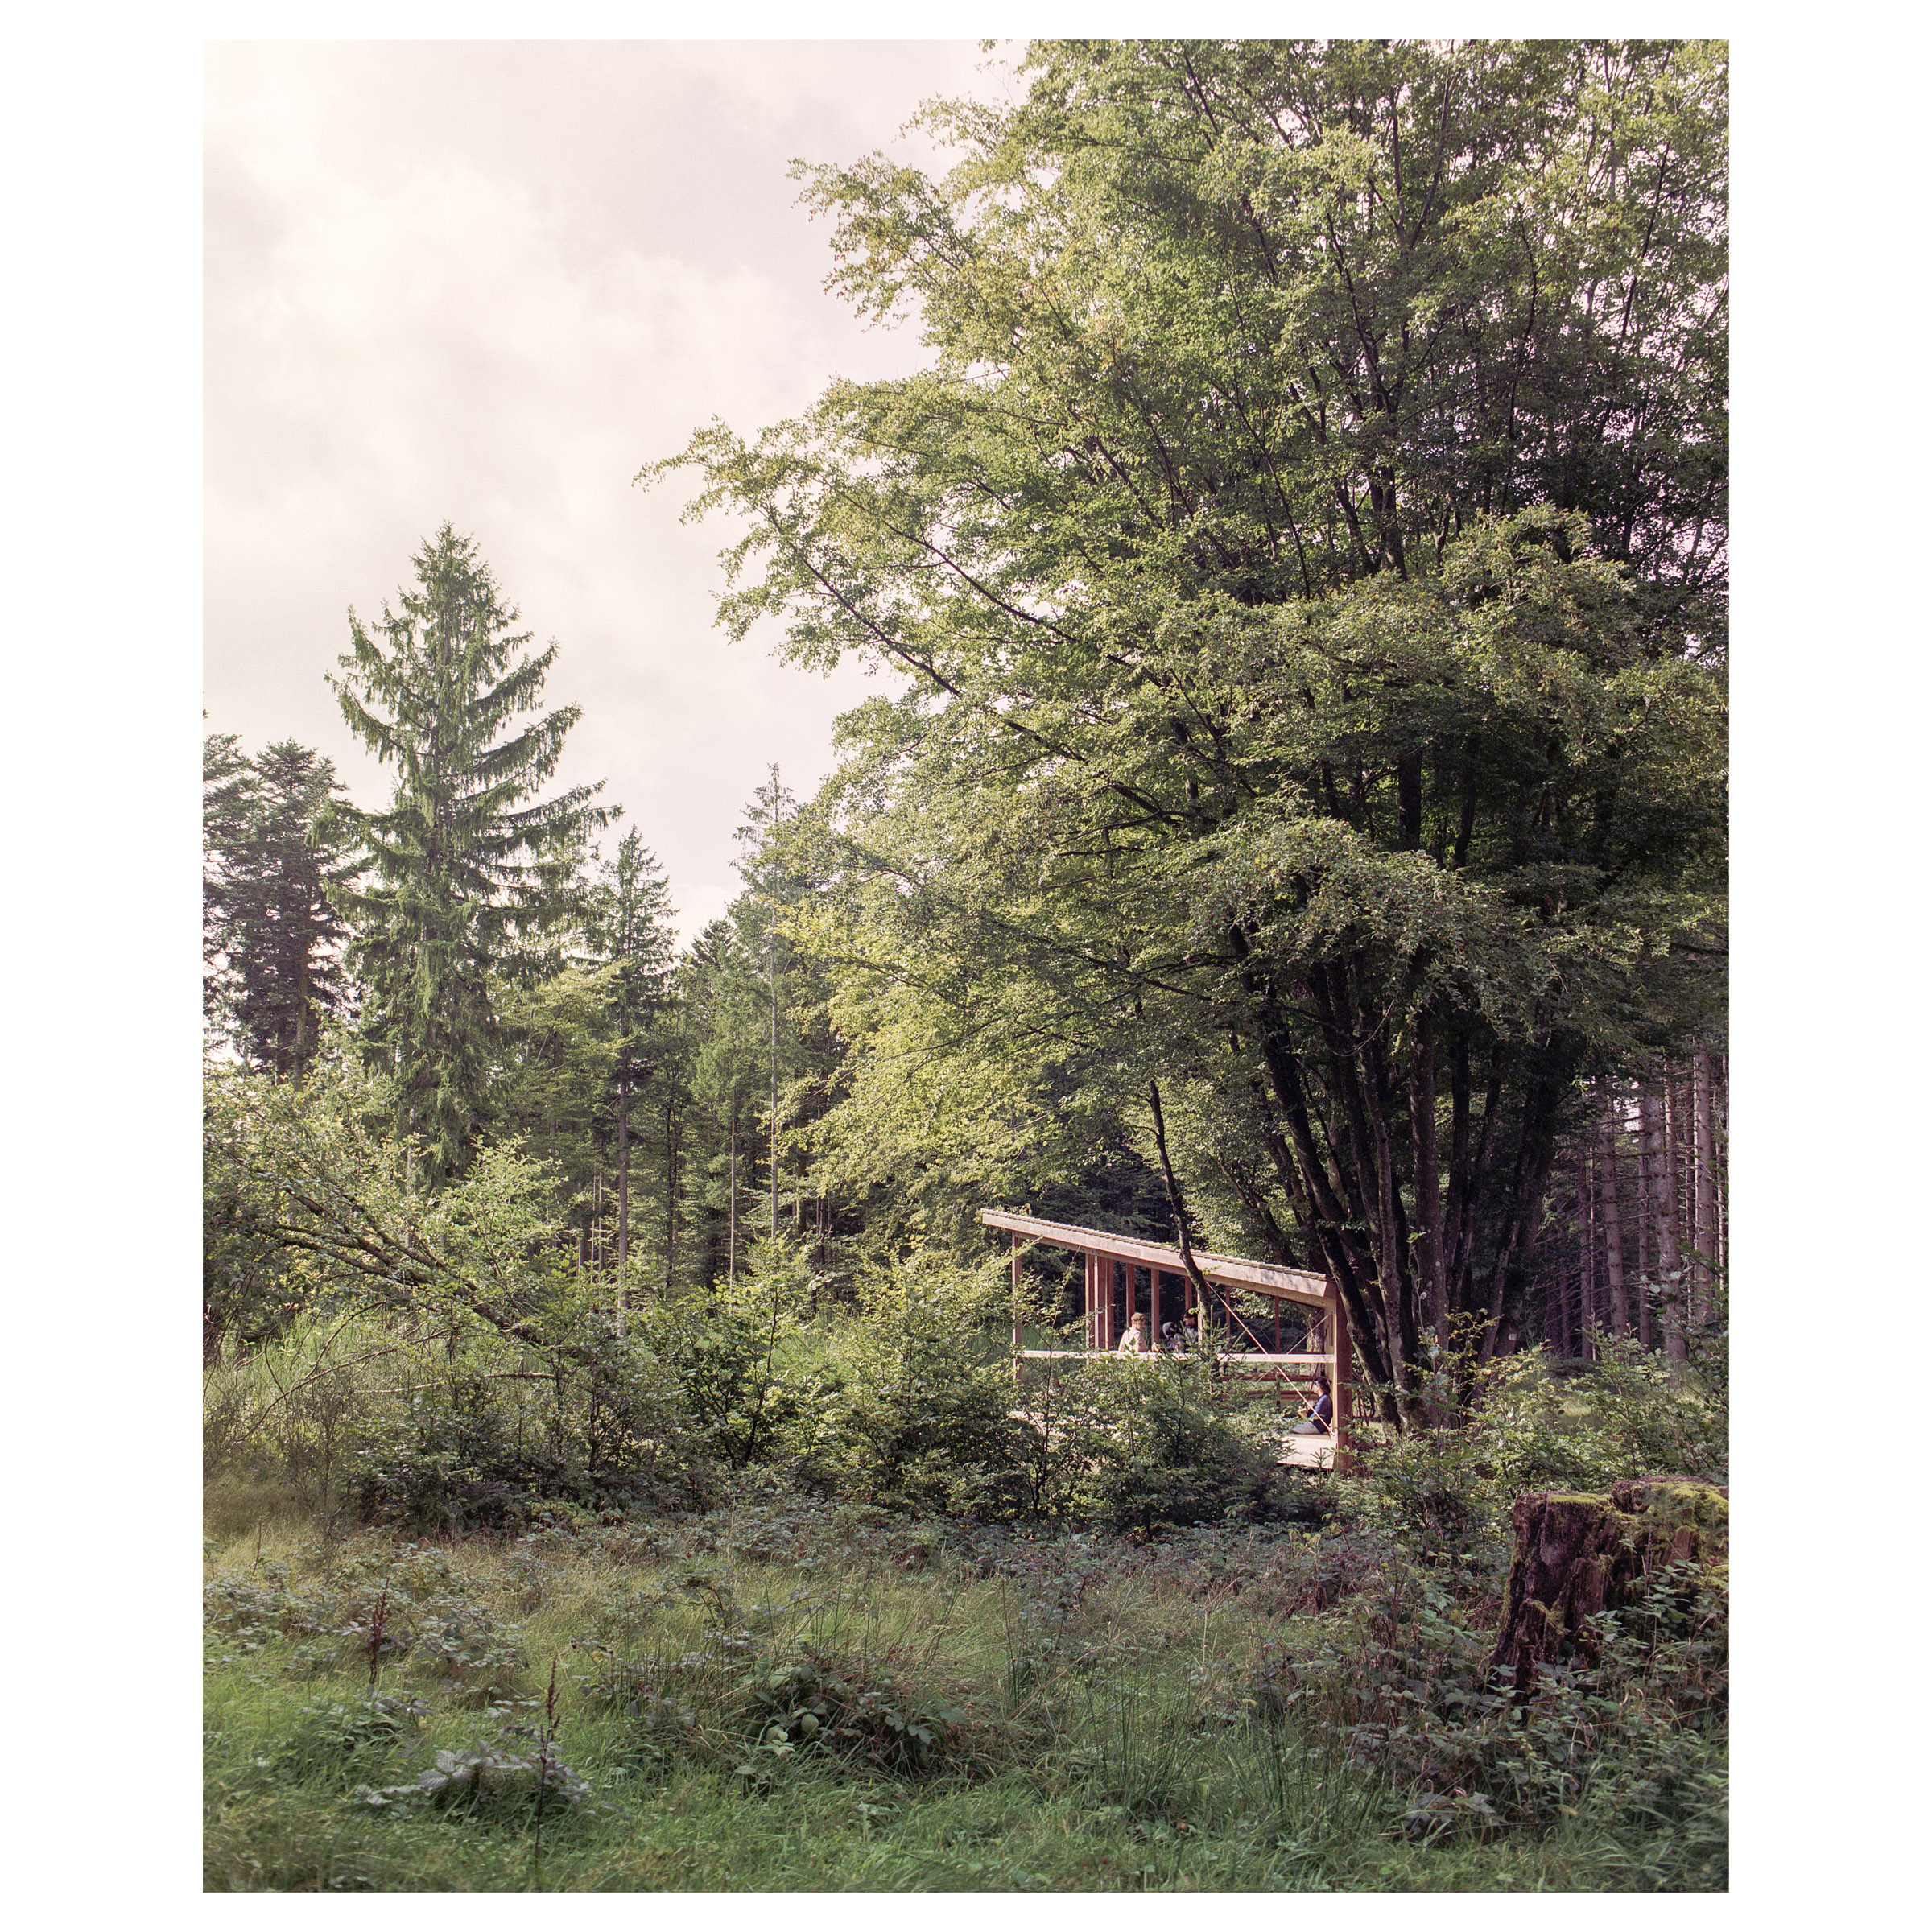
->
xmin=1715 ymin=1051 xmax=1728 ymax=1280
xmin=1410 ymin=1005 xmax=1448 ymax=1357
xmin=616 ymin=1066 xmax=630 ymax=1339
xmin=1578 ymin=1146 xmax=1595 ymax=1360
xmin=664 ymin=1100 xmax=679 ymax=1291
xmin=1656 ymin=1077 xmax=1686 ymax=1373
xmin=1597 ymin=1092 xmax=1628 ymax=1337
xmin=769 ymin=932 xmax=780 ymax=1241
xmin=1148 ymin=1079 xmax=1213 ymax=1307
xmin=1692 ymin=1042 xmax=1718 ymax=1330
xmin=1634 ymin=1093 xmax=1655 ymax=1350
xmin=1490 ymin=1478 xmax=1728 ymax=1694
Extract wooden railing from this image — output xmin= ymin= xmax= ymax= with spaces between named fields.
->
xmin=1013 ymin=1347 xmax=1335 ymax=1403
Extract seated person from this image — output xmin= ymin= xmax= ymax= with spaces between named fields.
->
xmin=1289 ymin=1373 xmax=1334 ymax=1435
xmin=1116 ymin=1311 xmax=1150 ymax=1353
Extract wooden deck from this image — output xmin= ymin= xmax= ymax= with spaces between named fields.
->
xmin=990 ymin=1208 xmax=1356 ymax=1472
xmin=1276 ymin=1430 xmax=1338 ymax=1471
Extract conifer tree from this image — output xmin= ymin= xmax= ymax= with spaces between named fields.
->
xmin=203 ymin=730 xmax=254 ymax=1039
xmin=328 ymin=525 xmax=608 ymax=1183
xmin=587 ymin=827 xmax=676 ymax=1313
xmin=225 ymin=741 xmax=356 ymax=1078
xmin=204 ymin=733 xmax=356 ymax=1077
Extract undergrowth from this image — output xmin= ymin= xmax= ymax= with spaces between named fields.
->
xmin=204 ymin=1476 xmax=1725 ymax=1892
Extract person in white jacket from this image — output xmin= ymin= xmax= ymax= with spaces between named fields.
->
xmin=1116 ymin=1312 xmax=1150 ymax=1353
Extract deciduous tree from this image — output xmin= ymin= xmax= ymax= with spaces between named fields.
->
xmin=652 ymin=39 xmax=1727 ymax=1411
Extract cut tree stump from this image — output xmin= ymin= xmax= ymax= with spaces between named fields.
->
xmin=1489 ymin=1476 xmax=1727 ymax=1692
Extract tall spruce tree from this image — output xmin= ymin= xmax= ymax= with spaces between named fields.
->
xmin=329 ymin=525 xmax=608 ymax=1183
xmin=204 ymin=733 xmax=356 ymax=1076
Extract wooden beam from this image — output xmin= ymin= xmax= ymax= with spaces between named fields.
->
xmin=978 ymin=1208 xmax=1331 ymax=1307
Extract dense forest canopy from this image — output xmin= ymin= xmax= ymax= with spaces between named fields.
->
xmin=205 ymin=38 xmax=1725 ymax=1418
xmin=198 ymin=40 xmax=1736 ymax=1896
xmin=649 ymin=39 xmax=1727 ymax=1403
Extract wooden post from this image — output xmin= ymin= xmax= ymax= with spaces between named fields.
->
xmin=1011 ymin=1232 xmax=1022 ymax=1377
xmin=1330 ymin=1282 xmax=1353 ymax=1473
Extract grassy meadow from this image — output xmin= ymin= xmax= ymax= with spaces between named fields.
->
xmin=204 ymin=1460 xmax=1725 ymax=1893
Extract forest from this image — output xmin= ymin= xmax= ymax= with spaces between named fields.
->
xmin=203 ymin=39 xmax=1728 ymax=1893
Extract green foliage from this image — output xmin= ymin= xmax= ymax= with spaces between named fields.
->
xmin=1080 ymin=1353 xmax=1278 ymax=1533
xmin=1279 ymin=1550 xmax=1728 ymax=1889
xmin=328 ymin=524 xmax=609 ymax=1183
xmin=327 ymin=1327 xmax=715 ymax=1534
xmin=1356 ymin=1338 xmax=1728 ymax=1560
xmin=352 ymin=1738 xmax=592 ymax=1818
xmin=204 ymin=1041 xmax=588 ymax=1359
xmin=782 ymin=1249 xmax=1030 ymax=1515
xmin=273 ymin=1693 xmax=429 ymax=1781
xmin=650 ymin=38 xmax=1728 ymax=1392
xmin=204 ymin=736 xmax=357 ymax=1077
xmin=206 ymin=1480 xmax=1724 ymax=1890
xmin=737 ymin=1649 xmax=972 ymax=1780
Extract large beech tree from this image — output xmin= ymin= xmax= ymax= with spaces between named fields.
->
xmin=652 ymin=40 xmax=1727 ymax=1409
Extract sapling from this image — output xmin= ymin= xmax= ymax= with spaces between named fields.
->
xmin=532 ymin=1657 xmax=560 ymax=1892
xmin=365 ymin=1588 xmax=389 ymax=1692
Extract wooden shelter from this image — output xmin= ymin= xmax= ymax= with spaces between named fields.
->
xmin=981 ymin=1208 xmax=1354 ymax=1471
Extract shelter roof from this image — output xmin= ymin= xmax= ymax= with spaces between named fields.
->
xmin=980 ymin=1208 xmax=1331 ymax=1308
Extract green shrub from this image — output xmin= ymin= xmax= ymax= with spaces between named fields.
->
xmin=1357 ymin=1339 xmax=1728 ymax=1561
xmin=737 ymin=1646 xmax=973 ymax=1779
xmin=783 ymin=1256 xmax=1033 ymax=1517
xmin=1007 ymin=1351 xmax=1282 ymax=1533
xmin=266 ymin=1693 xmax=429 ymax=1785
xmin=1248 ymin=1527 xmax=1728 ymax=1887
xmin=336 ymin=1321 xmax=719 ymax=1532
xmin=1082 ymin=1353 xmax=1279 ymax=1531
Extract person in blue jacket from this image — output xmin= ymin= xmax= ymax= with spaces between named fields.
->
xmin=1290 ymin=1373 xmax=1334 ymax=1435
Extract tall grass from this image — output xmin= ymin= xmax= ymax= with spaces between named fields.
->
xmin=204 ymin=1480 xmax=1721 ymax=1892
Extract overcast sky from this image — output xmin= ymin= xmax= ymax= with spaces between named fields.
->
xmin=204 ymin=39 xmax=1016 ymax=940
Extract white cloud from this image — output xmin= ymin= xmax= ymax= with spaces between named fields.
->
xmin=204 ymin=40 xmax=1005 ymax=939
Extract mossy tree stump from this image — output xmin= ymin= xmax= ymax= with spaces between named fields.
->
xmin=1490 ymin=1476 xmax=1727 ymax=1691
